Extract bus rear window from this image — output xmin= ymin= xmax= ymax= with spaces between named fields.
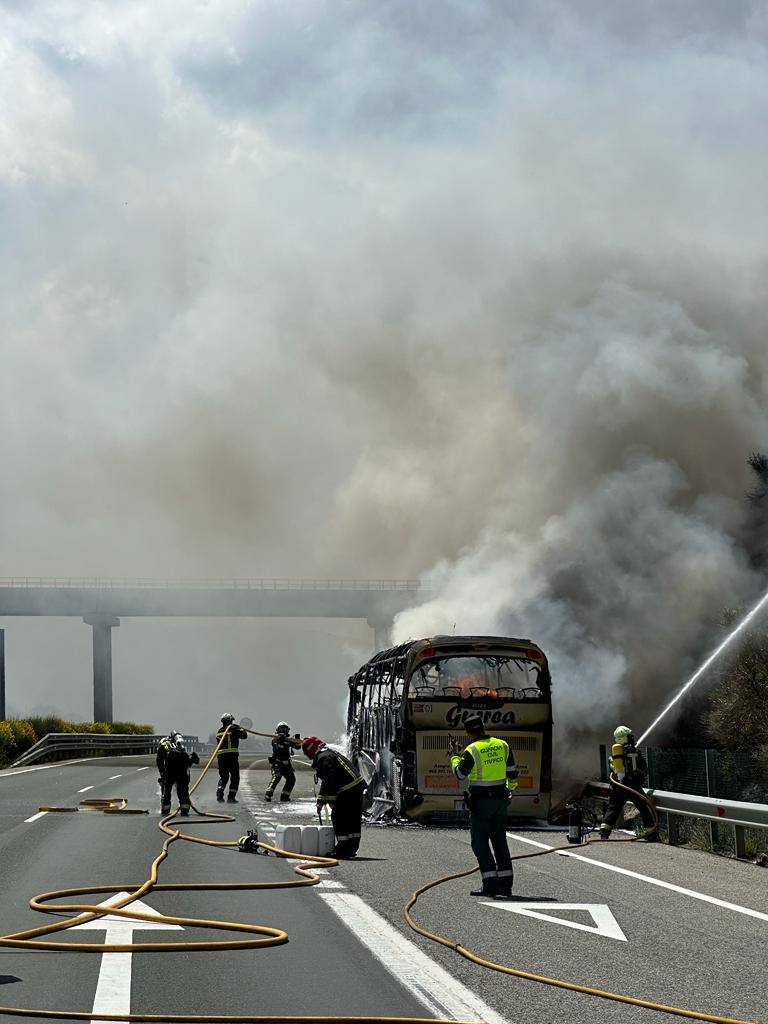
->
xmin=409 ymin=655 xmax=543 ymax=700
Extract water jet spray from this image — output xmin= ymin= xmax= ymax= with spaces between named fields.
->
xmin=637 ymin=584 xmax=768 ymax=746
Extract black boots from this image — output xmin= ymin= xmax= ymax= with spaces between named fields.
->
xmin=216 ymin=788 xmax=225 ymax=803
xmin=264 ymin=792 xmax=273 ymax=802
xmin=280 ymin=793 xmax=292 ymax=802
xmin=227 ymin=794 xmax=238 ymax=803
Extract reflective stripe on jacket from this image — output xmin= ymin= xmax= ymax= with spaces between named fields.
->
xmin=314 ymin=747 xmax=364 ymax=803
xmin=216 ymin=725 xmax=247 ymax=755
xmin=452 ymin=736 xmax=518 ymax=789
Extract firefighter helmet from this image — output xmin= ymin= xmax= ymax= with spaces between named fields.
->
xmin=614 ymin=725 xmax=634 ymax=745
xmin=302 ymin=736 xmax=325 ymax=760
xmin=276 ymin=722 xmax=290 ymax=735
xmin=221 ymin=713 xmax=235 ymax=724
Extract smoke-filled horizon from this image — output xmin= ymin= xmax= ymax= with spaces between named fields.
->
xmin=2 ymin=2 xmax=768 ymax=748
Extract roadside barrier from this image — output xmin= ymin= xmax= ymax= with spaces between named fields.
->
xmin=0 ymin=732 xmax=756 ymax=1024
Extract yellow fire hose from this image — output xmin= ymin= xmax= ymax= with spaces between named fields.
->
xmin=0 ymin=730 xmax=756 ymax=1024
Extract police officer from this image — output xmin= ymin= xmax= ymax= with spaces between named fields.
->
xmin=599 ymin=725 xmax=658 ymax=840
xmin=265 ymin=722 xmax=302 ymax=802
xmin=157 ymin=731 xmax=200 ymax=816
xmin=216 ymin=713 xmax=248 ymax=804
xmin=302 ymin=736 xmax=366 ymax=858
xmin=449 ymin=713 xmax=518 ymax=898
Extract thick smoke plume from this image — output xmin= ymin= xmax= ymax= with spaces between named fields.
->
xmin=2 ymin=2 xmax=768 ymax=745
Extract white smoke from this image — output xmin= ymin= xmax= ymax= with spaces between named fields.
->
xmin=2 ymin=3 xmax=768 ymax=743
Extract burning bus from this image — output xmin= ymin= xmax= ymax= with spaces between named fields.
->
xmin=347 ymin=635 xmax=553 ymax=820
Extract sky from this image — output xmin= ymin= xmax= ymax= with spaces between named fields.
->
xmin=2 ymin=1 xmax=768 ymax=751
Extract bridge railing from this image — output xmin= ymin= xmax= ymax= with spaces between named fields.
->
xmin=7 ymin=732 xmax=200 ymax=769
xmin=585 ymin=780 xmax=768 ymax=859
xmin=0 ymin=577 xmax=424 ymax=591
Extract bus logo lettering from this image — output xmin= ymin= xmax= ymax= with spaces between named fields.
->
xmin=444 ymin=705 xmax=516 ymax=728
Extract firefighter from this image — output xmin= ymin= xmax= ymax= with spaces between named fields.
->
xmin=599 ymin=725 xmax=658 ymax=840
xmin=216 ymin=713 xmax=248 ymax=803
xmin=265 ymin=722 xmax=302 ymax=802
xmin=302 ymin=736 xmax=366 ymax=858
xmin=157 ymin=731 xmax=200 ymax=816
xmin=449 ymin=713 xmax=518 ymax=898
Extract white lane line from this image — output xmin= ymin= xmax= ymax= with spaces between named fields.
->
xmin=319 ymin=893 xmax=508 ymax=1024
xmin=0 ymin=759 xmax=90 ymax=778
xmin=78 ymin=786 xmax=95 ymax=793
xmin=24 ymin=811 xmax=48 ymax=823
xmin=109 ymin=775 xmax=123 ymax=780
xmin=507 ymin=833 xmax=768 ymax=924
xmin=135 ymin=767 xmax=148 ymax=773
xmin=315 ymin=879 xmax=345 ymax=889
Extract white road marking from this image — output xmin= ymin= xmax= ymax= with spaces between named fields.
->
xmin=109 ymin=775 xmax=123 ymax=780
xmin=0 ymin=759 xmax=89 ymax=778
xmin=24 ymin=811 xmax=48 ymax=823
xmin=483 ymin=901 xmax=627 ymax=941
xmin=319 ymin=892 xmax=508 ymax=1024
xmin=78 ymin=786 xmax=95 ymax=793
xmin=72 ymin=892 xmax=182 ymax=1024
xmin=135 ymin=767 xmax=148 ymax=772
xmin=314 ymin=879 xmax=345 ymax=889
xmin=507 ymin=833 xmax=768 ymax=924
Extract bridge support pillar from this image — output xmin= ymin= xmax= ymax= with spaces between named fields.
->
xmin=83 ymin=615 xmax=119 ymax=723
xmin=367 ymin=617 xmax=393 ymax=653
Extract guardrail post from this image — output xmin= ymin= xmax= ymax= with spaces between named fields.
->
xmin=704 ymin=748 xmax=717 ymax=850
xmin=734 ymin=824 xmax=747 ymax=859
xmin=665 ymin=812 xmax=680 ymax=845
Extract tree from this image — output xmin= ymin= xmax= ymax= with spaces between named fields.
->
xmin=706 ymin=616 xmax=768 ymax=751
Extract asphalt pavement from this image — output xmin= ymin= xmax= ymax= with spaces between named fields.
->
xmin=0 ymin=757 xmax=766 ymax=1024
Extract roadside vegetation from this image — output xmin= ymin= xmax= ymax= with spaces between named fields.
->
xmin=0 ymin=718 xmax=154 ymax=768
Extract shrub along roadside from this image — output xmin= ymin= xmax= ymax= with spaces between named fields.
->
xmin=0 ymin=718 xmax=154 ymax=767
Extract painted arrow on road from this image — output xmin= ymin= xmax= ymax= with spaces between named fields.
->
xmin=72 ymin=892 xmax=182 ymax=1023
xmin=482 ymin=901 xmax=627 ymax=941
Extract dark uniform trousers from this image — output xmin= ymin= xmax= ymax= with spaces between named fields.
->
xmin=603 ymin=776 xmax=656 ymax=832
xmin=468 ymin=789 xmax=514 ymax=891
xmin=331 ymin=781 xmax=366 ymax=858
xmin=162 ymin=771 xmax=190 ymax=812
xmin=217 ymin=752 xmax=240 ymax=797
xmin=267 ymin=760 xmax=296 ymax=797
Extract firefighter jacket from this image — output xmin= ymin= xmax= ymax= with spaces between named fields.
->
xmin=216 ymin=724 xmax=247 ymax=754
xmin=157 ymin=738 xmax=200 ymax=779
xmin=609 ymin=742 xmax=647 ymax=784
xmin=313 ymin=747 xmax=364 ymax=803
xmin=271 ymin=735 xmax=302 ymax=765
xmin=451 ymin=735 xmax=518 ymax=792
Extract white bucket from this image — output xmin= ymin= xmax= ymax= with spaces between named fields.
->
xmin=300 ymin=825 xmax=319 ymax=856
xmin=274 ymin=824 xmax=302 ymax=853
xmin=317 ymin=825 xmax=335 ymax=856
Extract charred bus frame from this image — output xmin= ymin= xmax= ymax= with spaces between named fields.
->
xmin=347 ymin=635 xmax=553 ymax=821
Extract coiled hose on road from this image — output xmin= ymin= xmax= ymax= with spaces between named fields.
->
xmin=0 ymin=735 xmax=757 ymax=1024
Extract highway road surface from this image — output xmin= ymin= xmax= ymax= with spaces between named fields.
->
xmin=1 ymin=756 xmax=766 ymax=1024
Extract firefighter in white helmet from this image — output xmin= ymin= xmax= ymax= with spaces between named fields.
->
xmin=599 ymin=726 xmax=658 ymax=840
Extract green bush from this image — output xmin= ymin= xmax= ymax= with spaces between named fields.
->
xmin=27 ymin=716 xmax=74 ymax=739
xmin=0 ymin=721 xmax=16 ymax=760
xmin=9 ymin=720 xmax=36 ymax=751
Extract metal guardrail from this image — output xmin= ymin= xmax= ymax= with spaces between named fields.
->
xmin=586 ymin=780 xmax=768 ymax=858
xmin=8 ymin=733 xmax=200 ymax=769
xmin=0 ymin=577 xmax=424 ymax=592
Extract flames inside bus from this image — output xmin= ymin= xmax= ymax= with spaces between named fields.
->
xmin=347 ymin=636 xmax=553 ymax=821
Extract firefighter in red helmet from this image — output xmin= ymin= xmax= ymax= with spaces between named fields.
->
xmin=302 ymin=736 xmax=366 ymax=858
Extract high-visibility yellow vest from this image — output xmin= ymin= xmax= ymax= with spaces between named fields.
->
xmin=462 ymin=736 xmax=509 ymax=787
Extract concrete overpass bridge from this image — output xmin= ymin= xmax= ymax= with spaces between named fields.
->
xmin=0 ymin=577 xmax=425 ymax=722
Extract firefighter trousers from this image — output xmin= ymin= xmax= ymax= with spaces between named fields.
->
xmin=469 ymin=794 xmax=513 ymax=892
xmin=161 ymin=773 xmax=190 ymax=811
xmin=217 ymin=753 xmax=240 ymax=796
xmin=330 ymin=782 xmax=366 ymax=858
xmin=266 ymin=761 xmax=295 ymax=797
xmin=603 ymin=778 xmax=656 ymax=832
